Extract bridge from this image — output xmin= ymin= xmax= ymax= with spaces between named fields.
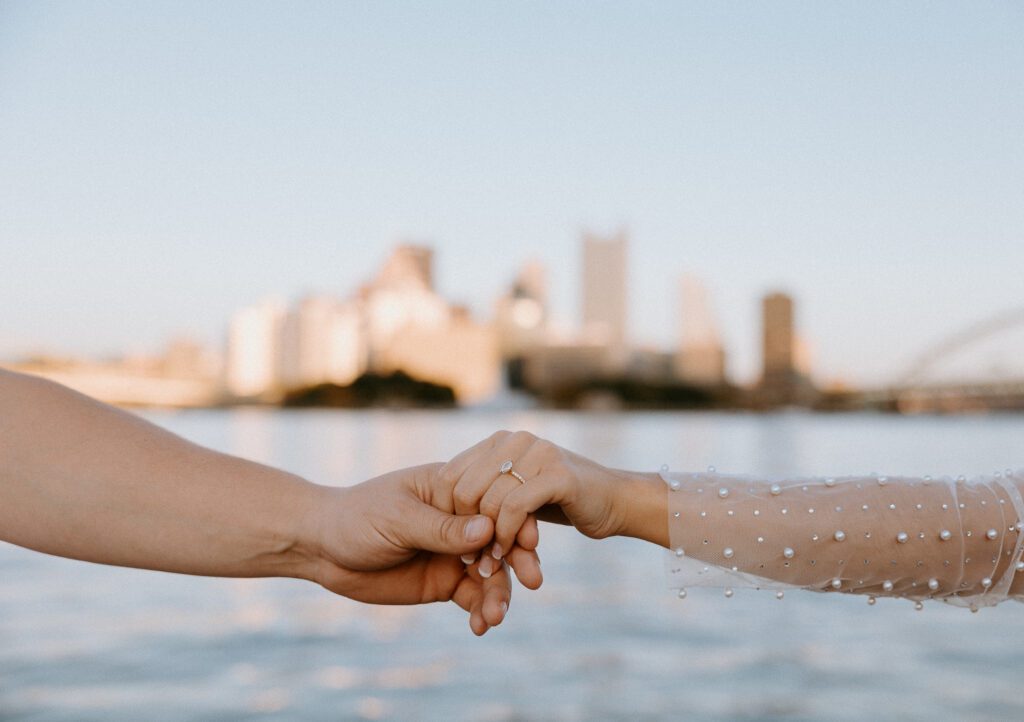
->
xmin=851 ymin=307 xmax=1024 ymax=413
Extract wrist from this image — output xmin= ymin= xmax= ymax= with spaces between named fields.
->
xmin=614 ymin=471 xmax=669 ymax=547
xmin=276 ymin=480 xmax=339 ymax=583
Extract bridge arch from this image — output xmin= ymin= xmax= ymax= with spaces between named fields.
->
xmin=897 ymin=307 xmax=1024 ymax=388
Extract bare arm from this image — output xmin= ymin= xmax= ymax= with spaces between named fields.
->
xmin=0 ymin=369 xmax=512 ymax=632
xmin=0 ymin=369 xmax=321 ymax=578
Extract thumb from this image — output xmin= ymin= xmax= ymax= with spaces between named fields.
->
xmin=403 ymin=502 xmax=494 ymax=555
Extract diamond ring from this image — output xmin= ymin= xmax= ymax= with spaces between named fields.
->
xmin=499 ymin=459 xmax=526 ymax=484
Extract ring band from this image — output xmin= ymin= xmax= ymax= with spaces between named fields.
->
xmin=500 ymin=459 xmax=526 ymax=484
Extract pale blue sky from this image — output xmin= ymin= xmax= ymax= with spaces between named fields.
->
xmin=2 ymin=1 xmax=1022 ymax=385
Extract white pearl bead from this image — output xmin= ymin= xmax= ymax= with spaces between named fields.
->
xmin=674 ymin=547 xmax=685 ymax=557
xmin=825 ymin=477 xmax=836 ymax=487
xmin=896 ymin=532 xmax=909 ymax=544
xmin=783 ymin=547 xmax=795 ymax=559
xmin=982 ymin=577 xmax=992 ymax=588
xmin=867 ymin=596 xmax=877 ymax=605
xmin=986 ymin=528 xmax=998 ymax=540
xmin=723 ymin=547 xmax=734 ymax=559
xmin=708 ymin=466 xmax=716 ymax=473
xmin=1016 ymin=561 xmax=1024 ymax=572
xmin=669 ymin=480 xmax=681 ymax=490
xmin=776 ymin=591 xmax=784 ymax=600
xmin=770 ymin=483 xmax=782 ymax=495
xmin=724 ymin=588 xmax=734 ymax=598
xmin=882 ymin=580 xmax=894 ymax=592
xmin=834 ymin=530 xmax=846 ymax=542
xmin=878 ymin=476 xmax=888 ymax=486
xmin=939 ymin=529 xmax=951 ymax=541
xmin=660 ymin=464 xmax=670 ymax=473
xmin=718 ymin=487 xmax=729 ymax=498
xmin=915 ymin=601 xmax=924 ymax=611
xmin=831 ymin=578 xmax=842 ymax=589
xmin=927 ymin=578 xmax=939 ymax=591
xmin=677 ymin=589 xmax=687 ymax=599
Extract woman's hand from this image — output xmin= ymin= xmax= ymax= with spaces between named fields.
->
xmin=434 ymin=431 xmax=667 ymax=568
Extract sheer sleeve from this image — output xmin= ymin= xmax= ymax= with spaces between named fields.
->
xmin=660 ymin=467 xmax=1024 ymax=611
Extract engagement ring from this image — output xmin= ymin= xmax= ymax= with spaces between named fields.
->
xmin=499 ymin=459 xmax=526 ymax=484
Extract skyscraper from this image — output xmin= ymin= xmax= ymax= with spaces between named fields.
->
xmin=759 ymin=291 xmax=817 ymax=406
xmin=675 ymin=274 xmax=726 ymax=386
xmin=581 ymin=230 xmax=627 ymax=349
xmin=762 ymin=291 xmax=795 ymax=381
xmin=225 ymin=299 xmax=285 ymax=398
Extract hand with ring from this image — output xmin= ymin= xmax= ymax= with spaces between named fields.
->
xmin=433 ymin=429 xmax=642 ymax=634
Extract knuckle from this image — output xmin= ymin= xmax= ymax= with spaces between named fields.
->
xmin=510 ymin=430 xmax=535 ymax=447
xmin=436 ymin=514 xmax=458 ymax=542
xmin=479 ymin=495 xmax=501 ymax=519
xmin=453 ymin=486 xmax=477 ymax=510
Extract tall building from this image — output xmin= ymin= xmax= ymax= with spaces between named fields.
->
xmin=581 ymin=230 xmax=628 ymax=350
xmin=675 ymin=274 xmax=726 ymax=386
xmin=377 ymin=244 xmax=434 ymax=291
xmin=280 ymin=296 xmax=364 ymax=390
xmin=494 ymin=260 xmax=549 ymax=389
xmin=225 ymin=299 xmax=286 ymax=398
xmin=762 ymin=292 xmax=795 ymax=381
xmin=361 ymin=245 xmax=499 ymax=402
xmin=758 ymin=291 xmax=816 ymax=406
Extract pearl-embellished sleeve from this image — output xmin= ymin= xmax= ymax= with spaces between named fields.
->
xmin=661 ymin=468 xmax=1024 ymax=611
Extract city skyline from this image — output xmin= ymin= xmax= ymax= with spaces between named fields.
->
xmin=2 ymin=3 xmax=1023 ymax=386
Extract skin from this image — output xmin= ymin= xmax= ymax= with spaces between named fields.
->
xmin=434 ymin=430 xmax=670 ymax=570
xmin=443 ymin=431 xmax=1024 ymax=605
xmin=0 ymin=370 xmax=535 ymax=636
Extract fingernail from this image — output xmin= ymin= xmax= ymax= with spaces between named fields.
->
xmin=478 ymin=556 xmax=493 ymax=578
xmin=490 ymin=543 xmax=503 ymax=560
xmin=465 ymin=516 xmax=488 ymax=541
xmin=499 ymin=601 xmax=508 ymax=618
xmin=461 ymin=553 xmax=476 ymax=565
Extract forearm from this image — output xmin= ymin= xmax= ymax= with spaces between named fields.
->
xmin=614 ymin=470 xmax=670 ymax=548
xmin=0 ymin=370 xmax=324 ymax=580
xmin=659 ymin=468 xmax=1024 ymax=608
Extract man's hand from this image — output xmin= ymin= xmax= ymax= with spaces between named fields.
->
xmin=309 ymin=463 xmax=513 ymax=635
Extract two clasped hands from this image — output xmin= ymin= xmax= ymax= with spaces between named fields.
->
xmin=303 ymin=431 xmax=669 ymax=635
xmin=0 ymin=371 xmax=666 ymax=634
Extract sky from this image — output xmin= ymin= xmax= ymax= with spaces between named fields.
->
xmin=1 ymin=1 xmax=1022 ymax=386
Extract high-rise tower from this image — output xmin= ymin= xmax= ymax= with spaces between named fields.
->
xmin=581 ymin=230 xmax=627 ymax=349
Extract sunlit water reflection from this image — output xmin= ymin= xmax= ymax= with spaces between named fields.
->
xmin=2 ymin=409 xmax=1023 ymax=720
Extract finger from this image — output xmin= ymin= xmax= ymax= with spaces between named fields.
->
xmin=515 ymin=513 xmax=539 ymax=551
xmin=469 ymin=601 xmax=488 ymax=636
xmin=460 ymin=473 xmax=521 ymax=522
xmin=453 ymin=431 xmax=536 ymax=517
xmin=506 ymin=544 xmax=543 ymax=590
xmin=452 ymin=561 xmax=502 ymax=636
xmin=480 ymin=560 xmax=512 ymax=627
xmin=436 ymin=434 xmax=503 ymax=513
xmin=478 ymin=475 xmax=527 ymax=534
xmin=399 ymin=503 xmax=494 ymax=556
xmin=494 ymin=471 xmax=571 ymax=554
